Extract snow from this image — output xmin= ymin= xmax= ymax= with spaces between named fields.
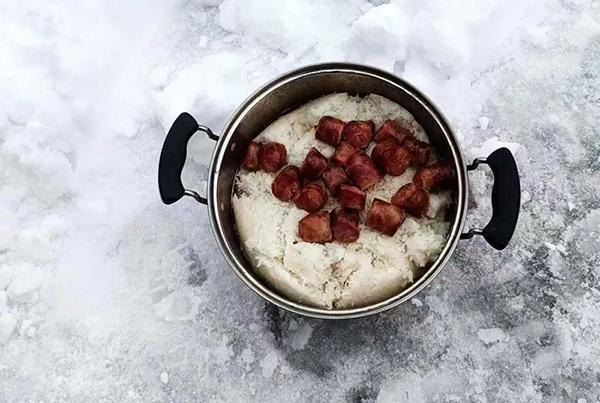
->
xmin=478 ymin=328 xmax=508 ymax=346
xmin=160 ymin=372 xmax=169 ymax=384
xmin=241 ymin=347 xmax=255 ymax=365
xmin=469 ymin=136 xmax=521 ymax=158
xmin=6 ymin=263 xmax=42 ymax=304
xmin=0 ymin=313 xmax=17 ymax=343
xmin=0 ymin=292 xmax=7 ymax=313
xmin=478 ymin=117 xmax=490 ymax=130
xmin=260 ymin=351 xmax=280 ymax=379
xmin=1 ymin=0 xmax=599 ymax=401
xmin=153 ymin=291 xmax=202 ymax=322
xmin=283 ymin=319 xmax=314 ymax=351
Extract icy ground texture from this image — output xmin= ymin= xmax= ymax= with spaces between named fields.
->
xmin=1 ymin=0 xmax=599 ymax=401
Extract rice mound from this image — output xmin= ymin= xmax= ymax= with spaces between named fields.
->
xmin=232 ymin=93 xmax=451 ymax=309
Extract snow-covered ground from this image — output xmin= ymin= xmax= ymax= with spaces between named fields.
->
xmin=1 ymin=0 xmax=599 ymax=401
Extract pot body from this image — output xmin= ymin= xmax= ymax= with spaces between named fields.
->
xmin=205 ymin=63 xmax=468 ymax=319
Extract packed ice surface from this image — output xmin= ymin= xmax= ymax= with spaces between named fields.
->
xmin=1 ymin=0 xmax=599 ymax=401
xmin=233 ymin=93 xmax=451 ymax=309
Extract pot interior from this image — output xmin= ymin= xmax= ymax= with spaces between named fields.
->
xmin=208 ymin=63 xmax=466 ymax=318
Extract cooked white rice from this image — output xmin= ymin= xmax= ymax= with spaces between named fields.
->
xmin=232 ymin=93 xmax=451 ymax=309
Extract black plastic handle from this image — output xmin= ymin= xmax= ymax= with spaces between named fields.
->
xmin=461 ymin=147 xmax=521 ymax=250
xmin=158 ymin=112 xmax=218 ymax=205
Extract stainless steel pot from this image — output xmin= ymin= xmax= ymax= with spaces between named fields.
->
xmin=158 ymin=63 xmax=520 ymax=319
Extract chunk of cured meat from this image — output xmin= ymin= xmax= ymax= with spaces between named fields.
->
xmin=330 ymin=142 xmax=358 ymax=167
xmin=337 ymin=184 xmax=366 ymax=210
xmin=331 ymin=207 xmax=360 ymax=243
xmin=315 ymin=116 xmax=345 ymax=146
xmin=391 ymin=183 xmax=430 ymax=217
xmin=341 ymin=120 xmax=374 ymax=149
xmin=298 ymin=211 xmax=332 ymax=243
xmin=413 ymin=161 xmax=455 ymax=191
xmin=370 ymin=140 xmax=411 ymax=176
xmin=271 ymin=166 xmax=301 ymax=202
xmin=321 ymin=164 xmax=350 ymax=196
xmin=241 ymin=141 xmax=261 ymax=171
xmin=365 ymin=199 xmax=407 ymax=236
xmin=294 ymin=182 xmax=328 ymax=212
xmin=258 ymin=142 xmax=287 ymax=172
xmin=242 ymin=141 xmax=261 ymax=172
xmin=374 ymin=119 xmax=410 ymax=144
xmin=346 ymin=152 xmax=383 ymax=190
xmin=300 ymin=147 xmax=328 ymax=180
xmin=403 ymin=137 xmax=431 ymax=167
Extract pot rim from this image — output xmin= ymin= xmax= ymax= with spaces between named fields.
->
xmin=207 ymin=62 xmax=468 ymax=319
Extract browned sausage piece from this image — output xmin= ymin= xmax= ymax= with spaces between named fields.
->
xmin=258 ymin=142 xmax=287 ymax=172
xmin=294 ymin=182 xmax=328 ymax=212
xmin=346 ymin=152 xmax=383 ymax=190
xmin=370 ymin=140 xmax=391 ymax=169
xmin=413 ymin=161 xmax=455 ymax=191
xmin=331 ymin=142 xmax=358 ymax=167
xmin=403 ymin=137 xmax=432 ymax=167
xmin=315 ymin=116 xmax=345 ymax=146
xmin=241 ymin=142 xmax=261 ymax=171
xmin=374 ymin=119 xmax=410 ymax=144
xmin=322 ymin=164 xmax=350 ymax=196
xmin=341 ymin=120 xmax=375 ymax=149
xmin=331 ymin=207 xmax=360 ymax=243
xmin=337 ymin=184 xmax=366 ymax=210
xmin=371 ymin=140 xmax=411 ymax=176
xmin=391 ymin=183 xmax=430 ymax=217
xmin=300 ymin=147 xmax=328 ymax=180
xmin=298 ymin=211 xmax=332 ymax=243
xmin=271 ymin=166 xmax=301 ymax=202
xmin=365 ymin=199 xmax=407 ymax=236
